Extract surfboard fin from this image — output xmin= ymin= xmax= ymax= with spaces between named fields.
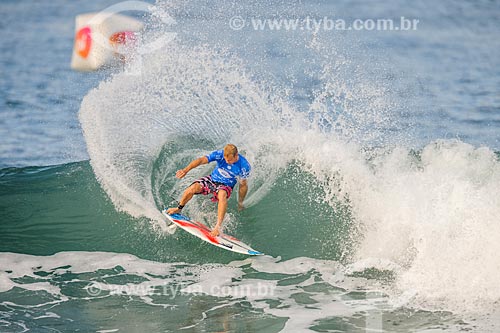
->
xmin=167 ymin=223 xmax=177 ymax=234
xmin=167 ymin=223 xmax=178 ymax=234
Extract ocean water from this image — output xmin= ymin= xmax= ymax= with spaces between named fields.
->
xmin=1 ymin=0 xmax=500 ymax=332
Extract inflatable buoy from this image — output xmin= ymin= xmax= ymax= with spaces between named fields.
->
xmin=71 ymin=13 xmax=143 ymax=71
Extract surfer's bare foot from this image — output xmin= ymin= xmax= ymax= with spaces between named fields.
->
xmin=166 ymin=207 xmax=181 ymax=215
xmin=210 ymin=227 xmax=220 ymax=237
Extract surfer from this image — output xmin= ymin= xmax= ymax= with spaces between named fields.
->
xmin=166 ymin=144 xmax=251 ymax=237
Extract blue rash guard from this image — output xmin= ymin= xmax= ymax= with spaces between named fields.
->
xmin=205 ymin=150 xmax=251 ymax=188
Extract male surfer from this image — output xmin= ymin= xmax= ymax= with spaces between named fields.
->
xmin=166 ymin=144 xmax=251 ymax=237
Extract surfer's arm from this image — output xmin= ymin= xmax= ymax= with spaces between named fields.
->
xmin=176 ymin=156 xmax=208 ymax=179
xmin=238 ymin=179 xmax=248 ymax=211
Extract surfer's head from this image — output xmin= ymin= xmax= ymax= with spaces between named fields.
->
xmin=223 ymin=144 xmax=239 ymax=164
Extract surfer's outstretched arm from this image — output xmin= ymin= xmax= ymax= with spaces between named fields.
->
xmin=175 ymin=156 xmax=209 ymax=179
xmin=238 ymin=179 xmax=248 ymax=211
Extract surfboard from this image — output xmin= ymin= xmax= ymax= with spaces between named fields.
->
xmin=162 ymin=209 xmax=263 ymax=256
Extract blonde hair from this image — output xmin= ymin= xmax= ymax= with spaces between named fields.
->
xmin=224 ymin=144 xmax=238 ymax=157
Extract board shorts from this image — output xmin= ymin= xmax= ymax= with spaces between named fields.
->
xmin=192 ymin=176 xmax=233 ymax=202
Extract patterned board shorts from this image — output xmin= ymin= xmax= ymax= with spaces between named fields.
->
xmin=192 ymin=176 xmax=233 ymax=202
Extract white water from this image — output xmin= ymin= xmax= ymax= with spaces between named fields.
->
xmin=3 ymin=251 xmax=498 ymax=331
xmin=0 ymin=252 xmax=398 ymax=331
xmin=299 ymin=136 xmax=500 ymax=313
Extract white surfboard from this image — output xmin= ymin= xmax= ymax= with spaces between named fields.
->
xmin=162 ymin=209 xmax=263 ymax=256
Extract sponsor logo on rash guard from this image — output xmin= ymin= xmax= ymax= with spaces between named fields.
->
xmin=217 ymin=168 xmax=232 ymax=178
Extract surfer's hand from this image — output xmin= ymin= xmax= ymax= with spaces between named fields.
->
xmin=210 ymin=227 xmax=221 ymax=237
xmin=238 ymin=202 xmax=245 ymax=211
xmin=175 ymin=168 xmax=188 ymax=179
xmin=166 ymin=207 xmax=181 ymax=215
